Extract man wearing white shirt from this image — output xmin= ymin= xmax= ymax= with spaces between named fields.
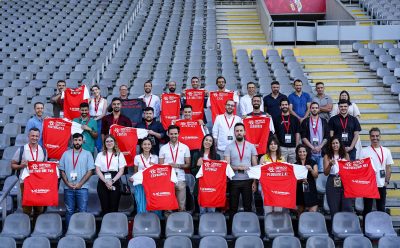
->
xmin=206 ymin=76 xmax=239 ymax=108
xmin=212 ymin=99 xmax=242 ymax=157
xmin=159 ymin=125 xmax=191 ymax=212
xmin=361 ymin=127 xmax=393 ymax=217
xmin=139 ymin=81 xmax=161 ymax=119
xmin=239 ymin=82 xmax=263 ymax=116
xmin=11 ymin=127 xmax=47 ymax=222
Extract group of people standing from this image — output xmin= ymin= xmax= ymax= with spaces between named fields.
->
xmin=11 ymin=76 xmax=393 ymax=226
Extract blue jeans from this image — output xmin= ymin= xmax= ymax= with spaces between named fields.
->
xmin=64 ymin=188 xmax=89 ymax=226
xmin=311 ymin=154 xmax=323 ymax=173
xmin=199 ymin=207 xmax=216 ymax=215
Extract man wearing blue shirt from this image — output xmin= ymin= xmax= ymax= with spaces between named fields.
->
xmin=25 ymin=102 xmax=45 ymax=146
xmin=288 ymin=79 xmax=312 ymax=123
xmin=59 ymin=133 xmax=94 ymax=226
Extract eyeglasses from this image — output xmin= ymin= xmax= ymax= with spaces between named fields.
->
xmin=226 ymin=104 xmax=235 ymax=107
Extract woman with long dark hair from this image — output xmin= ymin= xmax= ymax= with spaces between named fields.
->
xmin=295 ymin=144 xmax=318 ymax=215
xmin=323 ymin=137 xmax=351 ymax=219
xmin=89 ymin=85 xmax=108 ymax=152
xmin=95 ymin=135 xmax=126 ymax=215
xmin=130 ymin=137 xmax=158 ymax=213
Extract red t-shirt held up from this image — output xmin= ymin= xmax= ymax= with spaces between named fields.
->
xmin=132 ymin=164 xmax=179 ymax=211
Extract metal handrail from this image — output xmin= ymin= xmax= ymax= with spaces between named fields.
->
xmin=0 ymin=176 xmax=18 ymax=227
xmin=92 ymin=0 xmax=143 ymax=84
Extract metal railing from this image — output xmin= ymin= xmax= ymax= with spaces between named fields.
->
xmin=269 ymin=18 xmax=400 ymax=47
xmin=92 ymin=0 xmax=144 ymax=84
xmin=0 ymin=176 xmax=18 ymax=227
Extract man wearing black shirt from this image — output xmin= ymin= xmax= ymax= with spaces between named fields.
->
xmin=328 ymin=99 xmax=361 ymax=161
xmin=101 ymin=97 xmax=131 ymax=142
xmin=274 ymin=98 xmax=300 ymax=163
xmin=136 ymin=107 xmax=165 ymax=155
xmin=263 ymin=81 xmax=287 ymax=120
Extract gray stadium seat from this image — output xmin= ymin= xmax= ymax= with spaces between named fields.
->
xmin=199 ymin=236 xmax=228 ymax=248
xmin=369 ymin=61 xmax=384 ymax=71
xmin=232 ymin=212 xmax=261 ymax=237
xmin=355 ymin=198 xmax=364 ymax=213
xmin=377 ymin=68 xmax=393 ymax=78
xmin=298 ymin=212 xmax=329 ymax=239
xmin=3 ymin=123 xmax=21 ymax=138
xmin=365 ymin=211 xmax=397 ymax=239
xmin=332 ymin=212 xmax=363 ymax=239
xmin=0 ymin=237 xmax=16 ymax=248
xmin=234 ymin=236 xmax=263 ymax=248
xmin=164 ymin=236 xmax=192 ymax=248
xmin=0 ymin=134 xmax=10 ymax=149
xmin=0 ymin=213 xmax=31 ymax=240
xmin=57 ymin=236 xmax=86 ymax=248
xmin=387 ymin=61 xmax=400 ymax=71
xmin=358 ymin=48 xmax=371 ymax=57
xmin=93 ymin=236 xmax=121 ymax=248
xmin=165 ymin=212 xmax=194 ymax=237
xmin=2 ymin=175 xmax=19 ymax=197
xmin=98 ymin=212 xmax=128 ymax=239
xmin=383 ymin=76 xmax=398 ymax=86
xmin=31 ymin=213 xmax=62 ymax=239
xmin=198 ymin=212 xmax=227 ymax=237
xmin=343 ymin=236 xmax=372 ymax=248
xmin=0 ymin=160 xmax=12 ymax=179
xmin=306 ymin=236 xmax=335 ymax=248
xmin=22 ymin=237 xmax=50 ymax=248
xmin=395 ymin=68 xmax=400 ymax=78
xmin=352 ymin=42 xmax=364 ymax=52
xmin=378 ymin=236 xmax=400 ymax=248
xmin=66 ymin=212 xmax=96 ymax=240
xmin=133 ymin=213 xmax=161 ymax=238
xmin=2 ymin=87 xmax=18 ymax=98
xmin=264 ymin=212 xmax=294 ymax=239
xmin=368 ymin=42 xmax=379 ymax=51
xmin=128 ymin=237 xmax=156 ymax=248
xmin=272 ymin=236 xmax=301 ymax=248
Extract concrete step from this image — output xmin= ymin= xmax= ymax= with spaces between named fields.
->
xmin=304 ymin=68 xmax=370 ymax=73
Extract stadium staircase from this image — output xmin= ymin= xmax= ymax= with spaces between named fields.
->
xmin=341 ymin=2 xmax=371 ymax=25
xmin=216 ymin=2 xmax=267 ymax=49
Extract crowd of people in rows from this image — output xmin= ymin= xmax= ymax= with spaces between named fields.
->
xmin=10 ymin=76 xmax=393 ymax=226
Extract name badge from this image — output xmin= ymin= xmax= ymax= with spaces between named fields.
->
xmin=333 ymin=176 xmax=342 ymax=188
xmin=70 ymin=171 xmax=77 ymax=181
xmin=104 ymin=173 xmax=112 ymax=180
xmin=285 ymin=134 xmax=292 ymax=144
xmin=302 ymin=182 xmax=310 ymax=192
xmin=341 ymin=132 xmax=348 ymax=142
xmin=227 ymin=136 xmax=233 ymax=141
xmin=380 ymin=170 xmax=386 ymax=178
xmin=312 ymin=137 xmax=319 ymax=146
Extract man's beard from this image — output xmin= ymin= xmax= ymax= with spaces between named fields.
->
xmin=74 ymin=144 xmax=82 ymax=150
xmin=236 ymin=136 xmax=244 ymax=142
xmin=169 ymin=88 xmax=176 ymax=93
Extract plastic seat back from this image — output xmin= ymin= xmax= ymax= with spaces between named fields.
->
xmin=133 ymin=212 xmax=161 ymax=238
xmin=232 ymin=212 xmax=261 ymax=237
xmin=165 ymin=212 xmax=194 ymax=237
xmin=198 ymin=212 xmax=227 ymax=237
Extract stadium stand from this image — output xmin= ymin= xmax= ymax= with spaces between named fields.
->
xmin=0 ymin=0 xmax=399 ymax=247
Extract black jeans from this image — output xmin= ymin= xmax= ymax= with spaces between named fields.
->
xmin=363 ymin=186 xmax=386 ymax=218
xmin=326 ymin=175 xmax=352 ymax=219
xmin=229 ymin=179 xmax=253 ymax=221
xmin=97 ymin=172 xmax=121 ymax=215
